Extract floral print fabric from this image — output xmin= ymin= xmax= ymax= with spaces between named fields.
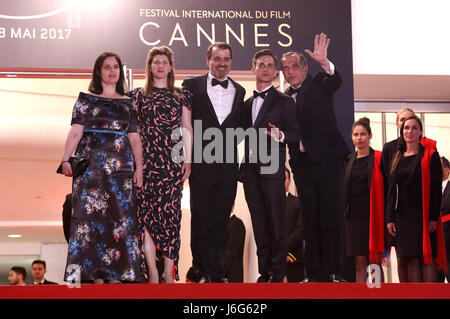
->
xmin=64 ymin=92 xmax=145 ymax=283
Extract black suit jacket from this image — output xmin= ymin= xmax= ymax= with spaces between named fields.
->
xmin=380 ymin=137 xmax=401 ymax=198
xmin=442 ymin=182 xmax=450 ymax=215
xmin=182 ymin=74 xmax=246 ymax=175
xmin=341 ymin=148 xmax=376 ymax=217
xmin=381 ymin=138 xmax=400 ymax=174
xmin=442 ymin=182 xmax=450 ymax=235
xmin=242 ymin=86 xmax=300 ymax=180
xmin=285 ymin=193 xmax=303 ymax=263
xmin=380 ymin=138 xmax=402 ymax=246
xmin=288 ymin=69 xmax=349 ymax=167
xmin=35 ymin=279 xmax=58 ymax=285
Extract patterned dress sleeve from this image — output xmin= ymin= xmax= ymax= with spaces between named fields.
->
xmin=127 ymin=88 xmax=139 ymax=103
xmin=128 ymin=87 xmax=143 ymax=111
xmin=71 ymin=92 xmax=89 ymax=126
xmin=127 ymin=101 xmax=139 ymax=134
xmin=180 ymin=88 xmax=192 ymax=111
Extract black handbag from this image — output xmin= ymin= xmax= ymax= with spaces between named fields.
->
xmin=56 ymin=156 xmax=89 ymax=177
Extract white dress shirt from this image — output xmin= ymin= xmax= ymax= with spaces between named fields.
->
xmin=34 ymin=279 xmax=45 ymax=285
xmin=252 ymin=85 xmax=272 ymax=125
xmin=207 ymin=72 xmax=236 ymax=125
xmin=443 ymin=179 xmax=448 ymax=194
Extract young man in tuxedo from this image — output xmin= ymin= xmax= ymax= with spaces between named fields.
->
xmin=281 ymin=33 xmax=350 ymax=282
xmin=32 ymin=260 xmax=58 ymax=285
xmin=241 ymin=49 xmax=299 ymax=283
xmin=182 ymin=42 xmax=246 ymax=283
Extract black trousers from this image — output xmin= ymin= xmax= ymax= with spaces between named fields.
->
xmin=243 ymin=164 xmax=287 ymax=278
xmin=189 ymin=168 xmax=237 ymax=282
xmin=293 ymin=152 xmax=344 ymax=279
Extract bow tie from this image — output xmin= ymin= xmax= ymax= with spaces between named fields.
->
xmin=287 ymin=86 xmax=301 ymax=96
xmin=253 ymin=90 xmax=267 ymax=99
xmin=212 ymin=78 xmax=229 ymax=89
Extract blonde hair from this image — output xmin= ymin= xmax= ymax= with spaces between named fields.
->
xmin=143 ymin=46 xmax=179 ymax=98
xmin=396 ymin=108 xmax=415 ymax=124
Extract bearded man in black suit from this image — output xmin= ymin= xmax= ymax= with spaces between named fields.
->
xmin=182 ymin=42 xmax=246 ymax=283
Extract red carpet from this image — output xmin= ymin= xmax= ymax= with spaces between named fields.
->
xmin=1 ymin=283 xmax=449 ymax=299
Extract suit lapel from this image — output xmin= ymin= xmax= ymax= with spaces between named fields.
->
xmin=344 ymin=153 xmax=356 ymax=185
xmin=253 ymin=86 xmax=275 ymax=127
xmin=343 ymin=152 xmax=356 ymax=213
xmin=292 ymin=74 xmax=311 ymax=120
xmin=443 ymin=182 xmax=450 ymax=205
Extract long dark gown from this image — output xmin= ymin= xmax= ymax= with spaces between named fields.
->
xmin=387 ymin=151 xmax=441 ymax=258
xmin=345 ymin=155 xmax=370 ymax=256
xmin=64 ymin=92 xmax=144 ymax=283
xmin=129 ymin=87 xmax=192 ymax=281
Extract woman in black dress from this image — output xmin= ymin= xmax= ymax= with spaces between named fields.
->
xmin=386 ymin=116 xmax=446 ymax=282
xmin=380 ymin=109 xmax=416 ymax=260
xmin=61 ymin=52 xmax=144 ymax=283
xmin=129 ymin=46 xmax=192 ymax=283
xmin=343 ymin=118 xmax=385 ymax=282
xmin=381 ymin=108 xmax=416 ymax=195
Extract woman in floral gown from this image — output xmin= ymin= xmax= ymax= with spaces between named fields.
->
xmin=61 ymin=52 xmax=144 ymax=283
xmin=129 ymin=46 xmax=192 ymax=283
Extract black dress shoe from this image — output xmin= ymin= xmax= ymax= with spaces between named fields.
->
xmin=268 ymin=275 xmax=285 ymax=283
xmin=301 ymin=277 xmax=320 ymax=283
xmin=186 ymin=266 xmax=203 ymax=283
xmin=257 ymin=274 xmax=270 ymax=283
xmin=198 ymin=275 xmax=211 ymax=283
xmin=329 ymin=274 xmax=346 ymax=283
